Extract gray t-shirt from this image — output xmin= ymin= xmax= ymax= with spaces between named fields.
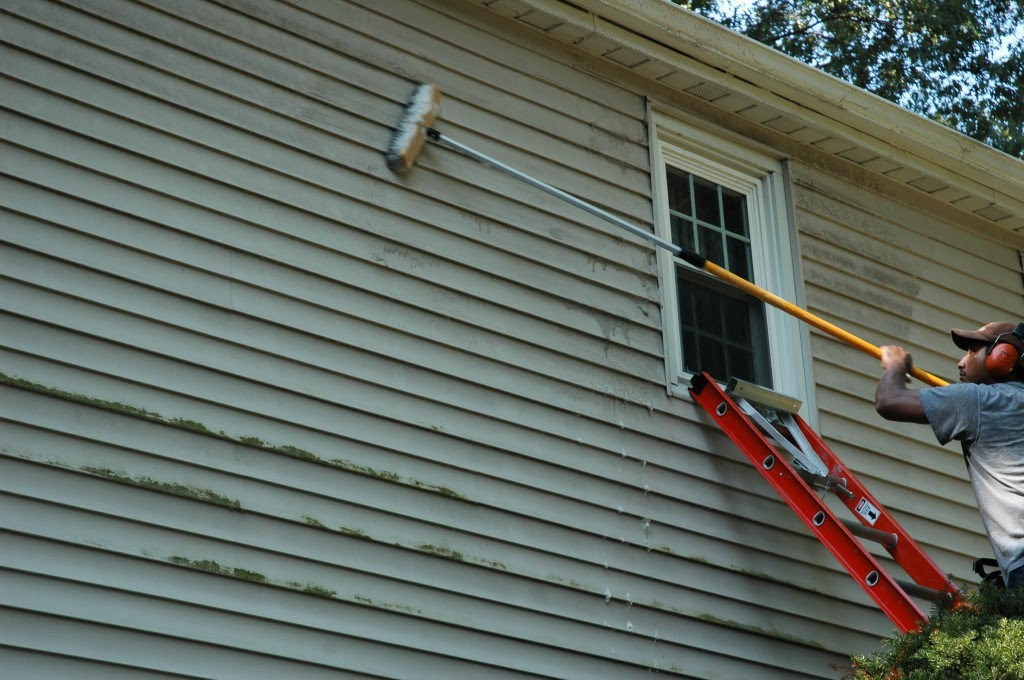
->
xmin=920 ymin=381 xmax=1024 ymax=580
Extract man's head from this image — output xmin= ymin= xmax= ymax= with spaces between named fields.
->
xmin=951 ymin=321 xmax=1024 ymax=383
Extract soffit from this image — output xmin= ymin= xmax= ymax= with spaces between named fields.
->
xmin=469 ymin=0 xmax=1024 ymax=234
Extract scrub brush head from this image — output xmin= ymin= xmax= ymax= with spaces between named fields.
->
xmin=385 ymin=83 xmax=441 ymax=172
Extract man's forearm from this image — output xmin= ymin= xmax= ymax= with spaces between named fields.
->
xmin=875 ymin=367 xmax=928 ymax=423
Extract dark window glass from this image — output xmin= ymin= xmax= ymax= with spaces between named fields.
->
xmin=693 ymin=177 xmax=720 ymax=225
xmin=727 ymin=236 xmax=751 ymax=281
xmin=666 ymin=165 xmax=771 ymax=386
xmin=722 ymin=188 xmax=747 ymax=235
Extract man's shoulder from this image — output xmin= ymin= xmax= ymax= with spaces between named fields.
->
xmin=932 ymin=381 xmax=1024 ymax=393
xmin=983 ymin=380 xmax=1024 ymax=394
xmin=922 ymin=381 xmax=1024 ymax=414
xmin=973 ymin=381 xmax=1024 ymax=412
xmin=993 ymin=380 xmax=1024 ymax=398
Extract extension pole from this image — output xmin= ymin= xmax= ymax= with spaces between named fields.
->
xmin=431 ymin=131 xmax=949 ymax=387
xmin=691 ymin=256 xmax=949 ymax=387
xmin=427 ymin=130 xmax=682 ymax=255
xmin=386 ymin=84 xmax=949 ymax=387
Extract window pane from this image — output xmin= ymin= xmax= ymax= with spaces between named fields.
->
xmin=727 ymin=346 xmax=756 ymax=384
xmin=679 ymin=274 xmax=758 ymax=381
xmin=697 ymin=225 xmax=724 ymax=264
xmin=693 ymin=177 xmax=720 ymax=225
xmin=698 ymin=333 xmax=727 ymax=379
xmin=665 ymin=166 xmax=692 ymax=215
xmin=692 ymin=284 xmax=723 ymax=337
xmin=671 ymin=215 xmax=695 ymax=252
xmin=726 ymin=235 xmax=751 ymax=281
xmin=722 ymin=292 xmax=750 ymax=339
xmin=741 ymin=295 xmax=770 ymax=382
xmin=722 ymin=188 xmax=747 ymax=235
xmin=681 ymin=327 xmax=700 ymax=375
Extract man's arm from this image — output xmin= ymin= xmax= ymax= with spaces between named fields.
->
xmin=875 ymin=345 xmax=929 ymax=423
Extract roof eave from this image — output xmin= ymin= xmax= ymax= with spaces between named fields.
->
xmin=488 ymin=0 xmax=1024 ymax=233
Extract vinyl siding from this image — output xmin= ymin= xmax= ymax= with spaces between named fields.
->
xmin=2 ymin=0 xmax=1015 ymax=678
xmin=792 ymin=165 xmax=1020 ymax=579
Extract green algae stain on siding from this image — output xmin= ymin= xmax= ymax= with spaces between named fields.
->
xmin=4 ymin=371 xmax=471 ymax=503
xmin=416 ymin=543 xmax=465 ymax=562
xmin=168 ymin=556 xmax=337 ymax=599
xmin=82 ymin=466 xmax=242 ymax=509
xmin=168 ymin=556 xmax=267 ymax=584
xmin=0 ymin=372 xmax=163 ymax=420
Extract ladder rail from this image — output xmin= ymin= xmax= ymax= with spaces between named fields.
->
xmin=793 ymin=416 xmax=960 ymax=599
xmin=689 ymin=373 xmax=957 ymax=632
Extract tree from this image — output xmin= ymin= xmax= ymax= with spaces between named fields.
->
xmin=675 ymin=0 xmax=1024 ymax=159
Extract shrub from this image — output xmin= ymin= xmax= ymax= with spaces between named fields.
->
xmin=850 ymin=585 xmax=1024 ymax=679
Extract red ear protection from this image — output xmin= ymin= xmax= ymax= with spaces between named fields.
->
xmin=985 ymin=322 xmax=1024 ymax=377
xmin=986 ymin=341 xmax=1020 ymax=377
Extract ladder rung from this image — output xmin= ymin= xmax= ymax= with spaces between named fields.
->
xmin=896 ymin=579 xmax=955 ymax=604
xmin=841 ymin=518 xmax=898 ymax=550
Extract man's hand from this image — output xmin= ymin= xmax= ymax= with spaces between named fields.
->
xmin=875 ymin=345 xmax=929 ymax=423
xmin=879 ymin=345 xmax=912 ymax=376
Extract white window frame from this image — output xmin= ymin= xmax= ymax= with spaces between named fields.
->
xmin=648 ymin=106 xmax=815 ymax=419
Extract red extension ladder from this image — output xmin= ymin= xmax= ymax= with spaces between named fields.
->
xmin=689 ymin=372 xmax=960 ymax=632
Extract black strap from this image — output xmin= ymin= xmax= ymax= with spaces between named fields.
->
xmin=974 ymin=557 xmax=1004 ymax=589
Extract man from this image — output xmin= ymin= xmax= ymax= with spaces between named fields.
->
xmin=875 ymin=321 xmax=1024 ymax=589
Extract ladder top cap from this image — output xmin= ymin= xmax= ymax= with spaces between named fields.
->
xmin=726 ymin=377 xmax=802 ymax=414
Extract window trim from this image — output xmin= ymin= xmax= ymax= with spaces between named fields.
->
xmin=648 ymin=106 xmax=816 ymax=420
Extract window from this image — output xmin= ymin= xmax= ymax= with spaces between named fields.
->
xmin=649 ymin=109 xmax=813 ymax=408
xmin=667 ymin=165 xmax=771 ymax=385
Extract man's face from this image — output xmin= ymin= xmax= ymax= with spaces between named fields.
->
xmin=958 ymin=343 xmax=992 ymax=383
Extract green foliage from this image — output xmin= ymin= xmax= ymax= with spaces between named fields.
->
xmin=673 ymin=0 xmax=1024 ymax=158
xmin=849 ymin=585 xmax=1024 ymax=679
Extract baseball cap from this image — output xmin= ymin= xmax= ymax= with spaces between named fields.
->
xmin=950 ymin=321 xmax=1019 ymax=350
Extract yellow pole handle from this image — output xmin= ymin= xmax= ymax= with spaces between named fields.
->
xmin=703 ymin=261 xmax=949 ymax=387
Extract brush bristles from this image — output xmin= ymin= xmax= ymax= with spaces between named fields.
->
xmin=386 ymin=83 xmax=441 ymax=173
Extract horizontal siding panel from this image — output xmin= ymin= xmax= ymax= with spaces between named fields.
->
xmin=794 ymin=174 xmax=1023 ymax=330
xmin=0 ymin=225 xmax=663 ymax=424
xmin=0 ymin=178 xmax=661 ymax=391
xmin=0 ymin=8 xmax=657 ymax=293
xmin=308 ymin=0 xmax=649 ymax=146
xmin=0 ymin=357 xmax=888 ymax=655
xmin=801 ymin=255 xmax=1016 ymax=363
xmin=800 ymin=223 xmax=1020 ymax=316
xmin=794 ymin=169 xmax=1022 ymax=270
xmin=0 ymin=285 xmax=687 ymax=486
xmin=0 ymin=316 xmax=889 ymax=626
xmin=213 ymin=0 xmax=649 ymax=163
xmin=0 ymin=101 xmax=661 ymax=341
xmin=0 ymin=647 xmax=199 ymax=680
xmin=0 ymin=391 xmax=880 ymax=667
xmin=1 ymin=609 xmax=378 ymax=680
xmin=0 ymin=359 xmax=883 ymax=630
xmin=0 ymin=236 xmax=921 ymax=622
xmin=2 ymin=0 xmax=658 ymax=262
xmin=0 ymin=575 xmax=555 ymax=679
xmin=0 ymin=274 xmax=884 ymax=667
xmin=0 ymin=314 xmax=679 ymax=516
xmin=0 ymin=462 xmax=845 ymax=678
xmin=0 ymin=368 xmax=880 ymax=639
